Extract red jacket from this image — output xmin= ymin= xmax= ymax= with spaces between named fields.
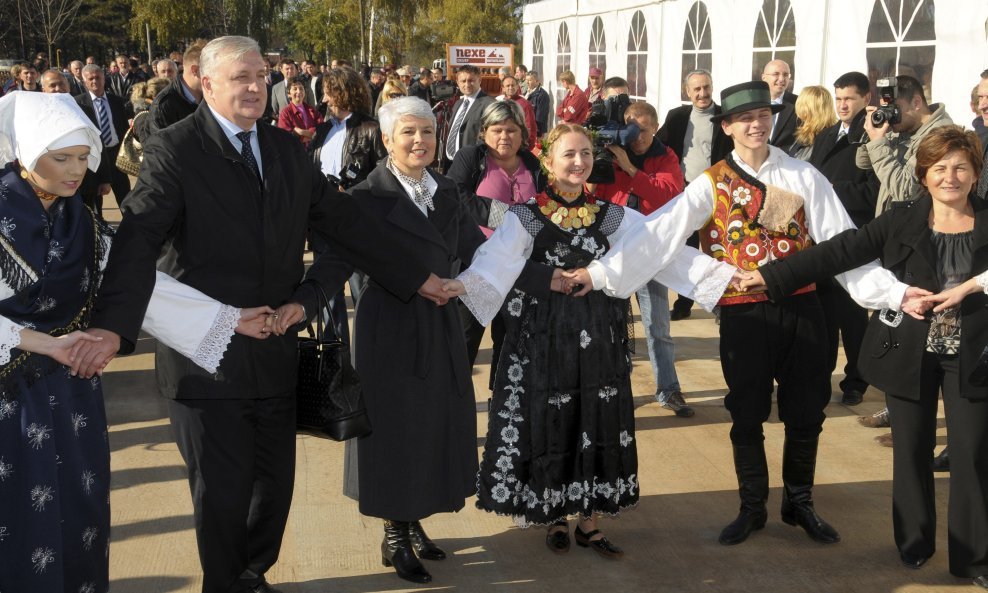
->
xmin=278 ymin=103 xmax=324 ymax=145
xmin=555 ymin=86 xmax=590 ymax=124
xmin=593 ymin=140 xmax=684 ymax=215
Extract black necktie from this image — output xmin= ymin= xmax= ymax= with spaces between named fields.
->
xmin=235 ymin=131 xmax=261 ymax=181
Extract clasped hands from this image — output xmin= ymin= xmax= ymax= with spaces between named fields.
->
xmin=65 ymin=304 xmax=304 ymax=379
xmin=735 ymin=268 xmax=965 ymax=321
xmin=438 ymin=268 xmax=597 ymax=299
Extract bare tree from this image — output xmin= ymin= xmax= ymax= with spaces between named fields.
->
xmin=25 ymin=0 xmax=83 ymax=66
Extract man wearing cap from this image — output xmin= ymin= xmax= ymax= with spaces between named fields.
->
xmin=586 ymin=67 xmax=605 ymax=105
xmin=564 ymin=81 xmax=917 ymax=547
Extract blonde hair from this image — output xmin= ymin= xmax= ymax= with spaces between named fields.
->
xmin=794 ymin=86 xmax=837 ymax=147
xmin=380 ymin=79 xmax=407 ymax=106
xmin=540 ymin=124 xmax=592 ymax=181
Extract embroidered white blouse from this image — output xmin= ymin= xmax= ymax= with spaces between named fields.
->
xmin=457 ymin=204 xmax=737 ymax=327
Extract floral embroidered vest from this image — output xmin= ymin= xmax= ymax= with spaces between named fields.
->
xmin=699 ymin=157 xmax=815 ymax=305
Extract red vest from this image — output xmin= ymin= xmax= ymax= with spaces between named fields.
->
xmin=699 ymin=159 xmax=815 ymax=306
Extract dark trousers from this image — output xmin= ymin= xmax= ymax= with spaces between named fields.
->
xmin=887 ymin=353 xmax=988 ymax=577
xmin=168 ymin=397 xmax=296 ymax=593
xmin=719 ymin=293 xmax=832 ymax=445
xmin=672 ymin=231 xmax=700 ymax=313
xmin=818 ymin=279 xmax=869 ymax=394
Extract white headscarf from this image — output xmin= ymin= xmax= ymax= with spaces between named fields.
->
xmin=0 ymin=92 xmax=102 ymax=173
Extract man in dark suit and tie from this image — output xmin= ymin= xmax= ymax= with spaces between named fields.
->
xmin=808 ymin=71 xmax=880 ymax=407
xmin=71 ymin=35 xmax=450 ymax=593
xmin=658 ymin=68 xmax=733 ymax=320
xmin=761 ymin=59 xmax=798 ymax=149
xmin=76 ymin=64 xmax=131 ymax=215
xmin=441 ymin=65 xmax=494 ymax=169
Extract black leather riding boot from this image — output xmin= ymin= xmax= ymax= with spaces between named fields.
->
xmin=780 ymin=437 xmax=841 ymax=544
xmin=382 ymin=520 xmax=432 ymax=583
xmin=408 ymin=520 xmax=447 ymax=561
xmin=719 ymin=443 xmax=769 ymax=545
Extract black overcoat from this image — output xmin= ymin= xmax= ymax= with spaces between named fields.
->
xmin=90 ymin=103 xmax=429 ymax=400
xmin=808 ymin=109 xmax=880 ymax=227
xmin=760 ymin=195 xmax=988 ymax=400
xmin=658 ymin=103 xmax=732 ymax=166
xmin=319 ymin=165 xmax=486 ymax=521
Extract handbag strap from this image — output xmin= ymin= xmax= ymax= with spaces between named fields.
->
xmin=299 ymin=278 xmax=340 ymax=342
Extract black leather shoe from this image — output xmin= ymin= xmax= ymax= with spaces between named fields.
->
xmin=382 ymin=520 xmax=432 ymax=584
xmin=933 ymin=447 xmax=950 ymax=472
xmin=247 ymin=581 xmax=284 ymax=593
xmin=840 ymin=390 xmax=864 ymax=406
xmin=899 ymin=552 xmax=930 ymax=569
xmin=574 ymin=526 xmax=623 ymax=559
xmin=409 ymin=520 xmax=446 ymax=561
xmin=670 ymin=308 xmax=692 ymax=321
xmin=719 ymin=508 xmax=768 ymax=545
xmin=545 ymin=520 xmax=570 ymax=554
xmin=973 ymin=575 xmax=988 ymax=590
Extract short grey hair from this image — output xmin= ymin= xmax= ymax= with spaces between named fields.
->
xmin=69 ymin=60 xmax=83 ymax=69
xmin=498 ymin=66 xmax=512 ymax=76
xmin=527 ymin=70 xmax=541 ymax=82
xmin=683 ymin=68 xmax=712 ymax=86
xmin=378 ymin=96 xmax=436 ymax=140
xmin=81 ymin=64 xmax=103 ymax=77
xmin=156 ymin=58 xmax=177 ymax=72
xmin=199 ymin=36 xmax=261 ymax=79
xmin=479 ymin=100 xmax=530 ymax=149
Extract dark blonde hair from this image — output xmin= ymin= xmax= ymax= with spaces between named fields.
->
xmin=793 ymin=86 xmax=837 ymax=147
xmin=322 ymin=67 xmax=372 ymax=115
xmin=915 ymin=125 xmax=984 ymax=185
xmin=540 ymin=124 xmax=592 ymax=180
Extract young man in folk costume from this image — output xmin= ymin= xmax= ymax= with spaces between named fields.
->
xmin=565 ymin=81 xmax=926 ymax=546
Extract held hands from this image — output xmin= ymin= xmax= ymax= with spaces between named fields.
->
xmin=736 ymin=269 xmax=767 ymax=292
xmin=918 ymin=278 xmax=982 ymax=314
xmin=269 ymin=303 xmax=305 ymax=336
xmin=561 ymin=268 xmax=594 ymax=297
xmin=418 ymin=273 xmax=450 ymax=306
xmin=236 ymin=306 xmax=276 ymax=339
xmin=68 ymin=328 xmax=121 ymax=379
xmin=442 ymin=279 xmax=466 ymax=297
xmin=43 ymin=331 xmax=104 ymax=368
xmin=900 ymin=286 xmax=935 ymax=320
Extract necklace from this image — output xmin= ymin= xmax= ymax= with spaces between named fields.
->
xmin=20 ymin=168 xmax=59 ymax=201
xmin=536 ymin=190 xmax=599 ymax=230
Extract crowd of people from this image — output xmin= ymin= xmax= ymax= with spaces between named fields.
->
xmin=1 ymin=34 xmax=987 ymax=593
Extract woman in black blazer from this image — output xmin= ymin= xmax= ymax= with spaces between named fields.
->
xmin=742 ymin=126 xmax=988 ymax=589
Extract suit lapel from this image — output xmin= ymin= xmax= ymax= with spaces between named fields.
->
xmin=895 ymin=196 xmax=937 ymax=278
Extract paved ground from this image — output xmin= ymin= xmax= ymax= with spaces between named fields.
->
xmin=99 ymin=201 xmax=968 ymax=593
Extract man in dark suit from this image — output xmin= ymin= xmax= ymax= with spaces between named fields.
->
xmin=301 ymin=60 xmax=324 ymax=115
xmin=71 ymin=36 xmax=449 ymax=593
xmin=761 ymin=59 xmax=798 ymax=149
xmin=658 ymin=69 xmax=732 ymax=320
xmin=808 ymin=71 xmax=880 ymax=407
xmin=441 ymin=65 xmax=494 ymax=168
xmin=976 ymin=70 xmax=988 ymax=201
xmin=149 ymin=40 xmax=206 ymax=134
xmin=67 ymin=60 xmax=86 ymax=96
xmin=524 ymin=70 xmax=550 ymax=138
xmin=76 ymin=64 xmax=130 ymax=215
xmin=107 ymin=54 xmax=145 ymax=109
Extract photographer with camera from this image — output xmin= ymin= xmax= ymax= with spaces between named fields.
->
xmin=857 ymin=74 xmax=954 ymax=214
xmin=590 ymin=93 xmax=691 ymax=417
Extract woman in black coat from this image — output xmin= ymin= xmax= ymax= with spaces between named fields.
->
xmin=742 ymin=126 xmax=988 ymax=589
xmin=313 ymin=97 xmax=484 ymax=586
xmin=446 ymin=100 xmax=547 ymax=383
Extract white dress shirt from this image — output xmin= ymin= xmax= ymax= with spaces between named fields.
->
xmin=207 ymin=105 xmax=263 ymax=179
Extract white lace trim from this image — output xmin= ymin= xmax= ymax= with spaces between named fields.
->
xmin=0 ymin=319 xmax=23 ymax=366
xmin=977 ymin=270 xmax=988 ymax=295
xmin=190 ymin=305 xmax=239 ymax=374
xmin=693 ymin=261 xmax=737 ymax=312
xmin=458 ymin=269 xmax=505 ymax=327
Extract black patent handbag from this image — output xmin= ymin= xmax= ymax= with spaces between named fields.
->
xmin=295 ymin=280 xmax=371 ymax=441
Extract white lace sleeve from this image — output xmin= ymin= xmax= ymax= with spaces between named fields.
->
xmin=141 ymin=271 xmax=239 ymax=373
xmin=977 ymin=270 xmax=988 ymax=294
xmin=0 ymin=316 xmax=23 ymax=365
xmin=456 ymin=212 xmax=534 ymax=326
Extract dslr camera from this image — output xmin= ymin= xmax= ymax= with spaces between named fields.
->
xmin=326 ymin=162 xmax=363 ymax=190
xmin=584 ymin=93 xmax=640 ymax=184
xmin=870 ymin=77 xmax=901 ymax=127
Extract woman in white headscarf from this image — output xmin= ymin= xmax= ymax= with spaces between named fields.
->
xmin=0 ymin=92 xmax=274 ymax=593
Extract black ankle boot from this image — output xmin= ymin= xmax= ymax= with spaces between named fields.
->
xmin=409 ymin=520 xmax=446 ymax=561
xmin=382 ymin=520 xmax=432 ymax=583
xmin=780 ymin=437 xmax=840 ymax=544
xmin=719 ymin=443 xmax=769 ymax=545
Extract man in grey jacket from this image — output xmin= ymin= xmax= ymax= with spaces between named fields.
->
xmin=856 ymin=74 xmax=953 ymax=214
